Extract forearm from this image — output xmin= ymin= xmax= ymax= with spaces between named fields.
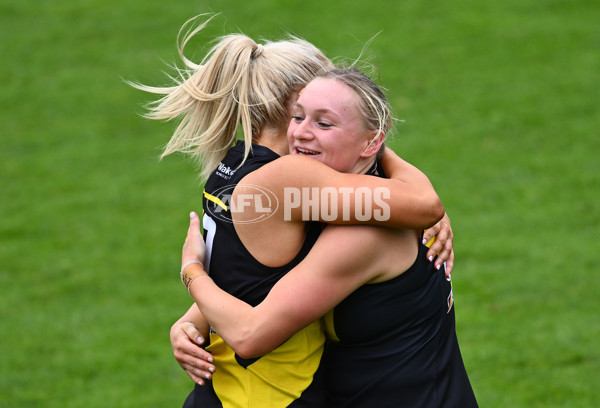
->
xmin=379 ymin=147 xmax=445 ymax=228
xmin=182 ymin=226 xmax=384 ymax=358
xmin=184 ymin=265 xmax=270 ymax=358
xmin=172 ymin=303 xmax=211 ymax=340
xmin=259 ymin=154 xmax=444 ymax=229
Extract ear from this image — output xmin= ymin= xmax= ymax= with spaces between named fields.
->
xmin=361 ymin=130 xmax=386 ymax=158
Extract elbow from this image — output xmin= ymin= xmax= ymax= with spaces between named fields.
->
xmin=234 ymin=344 xmax=264 ymax=360
xmin=424 ymin=196 xmax=445 ymax=228
xmin=227 ymin=327 xmax=267 ymax=359
xmin=231 ymin=338 xmax=266 ymax=359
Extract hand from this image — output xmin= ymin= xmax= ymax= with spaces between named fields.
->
xmin=182 ymin=212 xmax=206 ymax=267
xmin=422 ymin=212 xmax=454 ymax=278
xmin=170 ymin=321 xmax=215 ymax=385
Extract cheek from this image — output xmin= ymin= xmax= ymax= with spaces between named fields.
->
xmin=286 ymin=123 xmax=296 ymax=140
xmin=334 ymin=138 xmax=368 ymax=166
xmin=336 ymin=136 xmax=365 ymax=156
xmin=325 ymin=146 xmax=359 ymax=172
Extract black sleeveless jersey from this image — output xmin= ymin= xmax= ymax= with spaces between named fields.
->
xmin=185 ymin=141 xmax=326 ymax=408
xmin=323 ymin=246 xmax=478 ymax=407
xmin=322 ymin=175 xmax=478 ymax=407
xmin=202 ymin=141 xmax=322 ymax=306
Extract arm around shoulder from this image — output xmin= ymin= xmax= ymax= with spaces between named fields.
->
xmin=380 ymin=147 xmax=445 ymax=228
xmin=189 ymin=224 xmax=386 ymax=358
xmin=247 ymin=154 xmax=444 ymax=229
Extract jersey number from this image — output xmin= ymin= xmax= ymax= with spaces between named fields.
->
xmin=202 ymin=213 xmax=216 ymax=273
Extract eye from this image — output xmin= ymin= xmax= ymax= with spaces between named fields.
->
xmin=291 ymin=115 xmax=304 ymax=123
xmin=316 ymin=121 xmax=333 ymax=129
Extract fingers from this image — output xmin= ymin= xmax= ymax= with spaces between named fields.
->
xmin=185 ymin=212 xmax=201 ymax=248
xmin=426 ymin=237 xmax=443 ymax=263
xmin=176 ymin=354 xmax=215 ymax=384
xmin=171 ymin=322 xmax=216 ymax=385
xmin=178 ymin=323 xmax=215 ymax=366
xmin=173 ymin=339 xmax=215 ymax=370
xmin=422 ymin=223 xmax=441 ymax=247
xmin=185 ymin=212 xmax=200 ymax=246
xmin=425 ymin=229 xmax=448 ymax=265
xmin=183 ymin=211 xmax=206 ymax=266
xmin=189 ymin=211 xmax=201 ymax=232
xmin=181 ymin=321 xmax=206 ymax=346
xmin=180 ymin=361 xmax=208 ymax=385
xmin=424 ymin=217 xmax=454 ymax=273
xmin=444 ymin=250 xmax=455 ymax=278
xmin=434 ymin=238 xmax=453 ymax=274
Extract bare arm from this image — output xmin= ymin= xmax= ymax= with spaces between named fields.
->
xmin=377 ymin=147 xmax=454 ymax=273
xmin=182 ymin=213 xmax=390 ymax=358
xmin=242 ymin=153 xmax=444 ymax=229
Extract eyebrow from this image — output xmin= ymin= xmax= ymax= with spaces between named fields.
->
xmin=294 ymin=102 xmax=338 ymax=117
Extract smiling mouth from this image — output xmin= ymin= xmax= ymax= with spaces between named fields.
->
xmin=296 ymin=147 xmax=320 ymax=156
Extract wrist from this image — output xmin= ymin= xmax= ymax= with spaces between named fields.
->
xmin=187 ymin=272 xmax=212 ymax=296
xmin=180 ymin=263 xmax=207 ymax=291
xmin=181 ymin=259 xmax=204 ymax=273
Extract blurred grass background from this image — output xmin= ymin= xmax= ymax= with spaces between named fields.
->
xmin=1 ymin=0 xmax=598 ymax=407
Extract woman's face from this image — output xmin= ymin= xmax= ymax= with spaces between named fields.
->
xmin=287 ymin=78 xmax=373 ymax=174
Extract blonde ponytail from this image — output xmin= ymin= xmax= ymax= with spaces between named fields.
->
xmin=131 ymin=15 xmax=333 ymax=179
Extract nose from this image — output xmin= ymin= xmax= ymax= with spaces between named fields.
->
xmin=292 ymin=118 xmax=314 ymax=141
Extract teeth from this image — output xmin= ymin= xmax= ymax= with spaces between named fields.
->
xmin=297 ymin=148 xmax=318 ymax=155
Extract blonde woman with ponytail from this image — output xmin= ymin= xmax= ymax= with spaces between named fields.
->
xmin=133 ymin=15 xmax=454 ymax=408
xmin=135 ymin=14 xmax=333 ymax=180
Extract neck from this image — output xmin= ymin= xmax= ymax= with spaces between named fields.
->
xmin=255 ymin=128 xmax=289 ymax=156
xmin=351 ymin=157 xmax=377 ymax=175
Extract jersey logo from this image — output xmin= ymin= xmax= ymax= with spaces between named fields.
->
xmin=216 ymin=163 xmax=236 ymax=180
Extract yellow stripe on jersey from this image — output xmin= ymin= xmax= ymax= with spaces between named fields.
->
xmin=323 ymin=310 xmax=340 ymax=342
xmin=204 ymin=190 xmax=228 ymax=212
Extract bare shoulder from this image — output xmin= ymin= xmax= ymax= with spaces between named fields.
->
xmin=318 ymin=224 xmax=389 ymax=260
xmin=319 ymin=224 xmax=419 ymax=283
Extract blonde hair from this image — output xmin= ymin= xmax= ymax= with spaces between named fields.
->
xmin=316 ymin=68 xmax=394 ymax=159
xmin=132 ymin=15 xmax=333 ymax=179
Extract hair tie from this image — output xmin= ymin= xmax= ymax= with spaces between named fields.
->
xmin=253 ymin=43 xmax=264 ymax=58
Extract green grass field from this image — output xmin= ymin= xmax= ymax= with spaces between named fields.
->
xmin=1 ymin=0 xmax=598 ymax=406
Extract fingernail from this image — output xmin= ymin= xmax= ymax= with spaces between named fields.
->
xmin=208 ymin=357 xmax=214 ymax=363
xmin=435 ymin=264 xmax=441 ymax=270
xmin=209 ymin=367 xmax=215 ymax=373
xmin=205 ymin=373 xmax=211 ymax=379
xmin=428 ymin=256 xmax=433 ymax=262
xmin=197 ymin=336 xmax=204 ymax=344
xmin=190 ymin=212 xmax=195 ymax=219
